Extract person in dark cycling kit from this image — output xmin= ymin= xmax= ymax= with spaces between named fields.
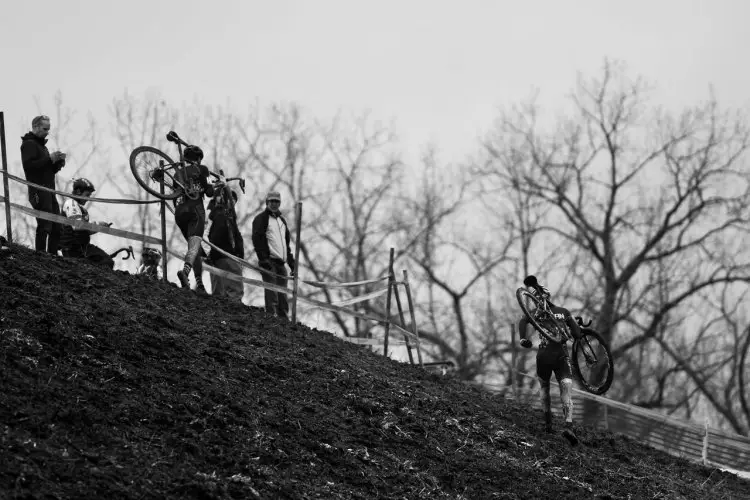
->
xmin=172 ymin=145 xmax=221 ymax=293
xmin=60 ymin=178 xmax=114 ymax=269
xmin=518 ymin=277 xmax=582 ymax=444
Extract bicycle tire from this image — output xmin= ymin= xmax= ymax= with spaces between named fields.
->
xmin=572 ymin=329 xmax=614 ymax=395
xmin=515 ymin=287 xmax=567 ymax=344
xmin=129 ymin=146 xmax=181 ymax=200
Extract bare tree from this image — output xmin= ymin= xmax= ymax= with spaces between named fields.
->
xmin=479 ymin=58 xmax=750 ymax=429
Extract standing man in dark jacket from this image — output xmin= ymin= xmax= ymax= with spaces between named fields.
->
xmin=251 ymin=190 xmax=295 ymax=319
xmin=207 ymin=186 xmax=245 ymax=302
xmin=21 ymin=115 xmax=66 ymax=254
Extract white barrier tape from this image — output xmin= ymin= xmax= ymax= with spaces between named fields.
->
xmin=164 ymin=246 xmax=421 ymax=342
xmin=201 ymin=236 xmax=392 ymax=289
xmin=303 ymin=276 xmax=390 ymax=288
xmin=1 ymin=171 xmax=161 ymax=205
xmin=0 ymin=195 xmax=162 ymax=245
xmin=201 ymin=237 xmax=293 ymax=281
xmin=342 ymin=337 xmax=408 ymax=346
xmin=331 ymin=287 xmax=388 ymax=306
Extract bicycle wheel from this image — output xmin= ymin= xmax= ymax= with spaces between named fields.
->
xmin=515 ymin=287 xmax=567 ymax=344
xmin=572 ymin=329 xmax=614 ymax=395
xmin=129 ymin=146 xmax=181 ymax=200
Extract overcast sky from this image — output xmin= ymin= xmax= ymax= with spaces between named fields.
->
xmin=2 ymin=0 xmax=749 ymax=164
xmin=2 ymin=0 xmax=749 ymax=285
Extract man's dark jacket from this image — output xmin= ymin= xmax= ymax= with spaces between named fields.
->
xmin=207 ymin=202 xmax=244 ymax=262
xmin=20 ymin=132 xmax=65 ymax=201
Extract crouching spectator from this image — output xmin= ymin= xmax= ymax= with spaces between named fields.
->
xmin=137 ymin=248 xmax=163 ymax=279
xmin=207 ymin=186 xmax=245 ymax=302
xmin=60 ymin=178 xmax=114 ymax=269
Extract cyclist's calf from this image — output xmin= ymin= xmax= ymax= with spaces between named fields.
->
xmin=559 ymin=378 xmax=574 ymax=423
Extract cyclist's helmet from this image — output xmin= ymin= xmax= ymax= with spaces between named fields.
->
xmin=183 ymin=145 xmax=204 ymax=164
xmin=72 ymin=178 xmax=95 ymax=194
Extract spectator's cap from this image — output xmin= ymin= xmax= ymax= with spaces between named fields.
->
xmin=32 ymin=115 xmax=50 ymax=127
xmin=266 ymin=191 xmax=281 ymax=202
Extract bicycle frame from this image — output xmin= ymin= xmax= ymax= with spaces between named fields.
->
xmin=528 ymin=293 xmax=572 ymax=341
xmin=154 ymin=131 xmax=246 ymax=201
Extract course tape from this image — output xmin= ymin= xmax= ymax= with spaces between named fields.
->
xmin=303 ymin=276 xmax=391 ymax=288
xmin=2 ymin=171 xmax=161 ymax=205
xmin=330 ymin=287 xmax=388 ymax=306
xmin=201 ymin=236 xmax=390 ymax=288
xmin=0 ymin=195 xmax=161 ymax=245
xmin=166 ymin=246 xmax=420 ymax=342
xmin=343 ymin=337 xmax=408 ymax=346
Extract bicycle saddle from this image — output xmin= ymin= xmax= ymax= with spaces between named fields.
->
xmin=166 ymin=131 xmax=189 ymax=146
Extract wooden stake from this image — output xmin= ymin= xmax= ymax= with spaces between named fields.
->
xmin=510 ymin=322 xmax=517 ymax=397
xmin=0 ymin=112 xmax=12 ymax=243
xmin=392 ymin=281 xmax=414 ymax=364
xmin=291 ymin=202 xmax=303 ymax=326
xmin=402 ymin=269 xmax=423 ymax=367
xmin=702 ymin=418 xmax=709 ymax=465
xmin=382 ymin=248 xmax=395 ymax=357
xmin=159 ymin=161 xmax=168 ymax=282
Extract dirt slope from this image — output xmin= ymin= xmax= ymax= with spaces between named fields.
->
xmin=1 ymin=244 xmax=748 ymax=500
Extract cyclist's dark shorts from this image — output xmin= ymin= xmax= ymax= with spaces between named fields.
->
xmin=536 ymin=342 xmax=573 ymax=382
xmin=175 ymin=204 xmax=205 ymax=240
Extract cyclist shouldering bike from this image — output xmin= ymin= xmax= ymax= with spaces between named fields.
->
xmin=515 ymin=275 xmax=615 ymax=445
xmin=129 ymin=130 xmax=246 ymax=293
xmin=173 ymin=145 xmax=224 ymax=292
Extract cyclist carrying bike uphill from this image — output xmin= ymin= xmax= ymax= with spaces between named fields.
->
xmin=172 ymin=145 xmax=223 ymax=293
xmin=518 ymin=276 xmax=582 ymax=445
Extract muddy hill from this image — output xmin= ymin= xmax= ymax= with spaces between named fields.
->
xmin=1 ymin=244 xmax=748 ymax=500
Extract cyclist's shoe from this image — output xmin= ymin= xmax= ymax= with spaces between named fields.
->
xmin=562 ymin=422 xmax=579 ymax=446
xmin=177 ymin=270 xmax=190 ymax=289
xmin=544 ymin=411 xmax=553 ymax=433
xmin=520 ymin=338 xmax=533 ymax=349
xmin=194 ymin=282 xmax=208 ymax=296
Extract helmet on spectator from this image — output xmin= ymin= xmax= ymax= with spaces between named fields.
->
xmin=72 ymin=178 xmax=95 ymax=194
xmin=183 ymin=145 xmax=204 ymax=164
xmin=142 ymin=248 xmax=162 ymax=263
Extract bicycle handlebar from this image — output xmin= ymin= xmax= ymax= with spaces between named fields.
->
xmin=208 ymin=171 xmax=246 ymax=194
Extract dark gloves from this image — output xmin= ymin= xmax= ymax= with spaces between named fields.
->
xmin=520 ymin=338 xmax=532 ymax=349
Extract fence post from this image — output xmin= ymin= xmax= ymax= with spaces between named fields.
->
xmin=702 ymin=418 xmax=709 ymax=465
xmin=382 ymin=248 xmax=395 ymax=357
xmin=290 ymin=202 xmax=303 ymax=326
xmin=392 ymin=280 xmax=414 ymax=365
xmin=0 ymin=112 xmax=12 ymax=243
xmin=159 ymin=162 xmax=168 ymax=281
xmin=510 ymin=322 xmax=517 ymax=397
xmin=402 ymin=269 xmax=423 ymax=367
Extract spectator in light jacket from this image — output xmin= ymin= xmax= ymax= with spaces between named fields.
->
xmin=251 ymin=190 xmax=295 ymax=320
